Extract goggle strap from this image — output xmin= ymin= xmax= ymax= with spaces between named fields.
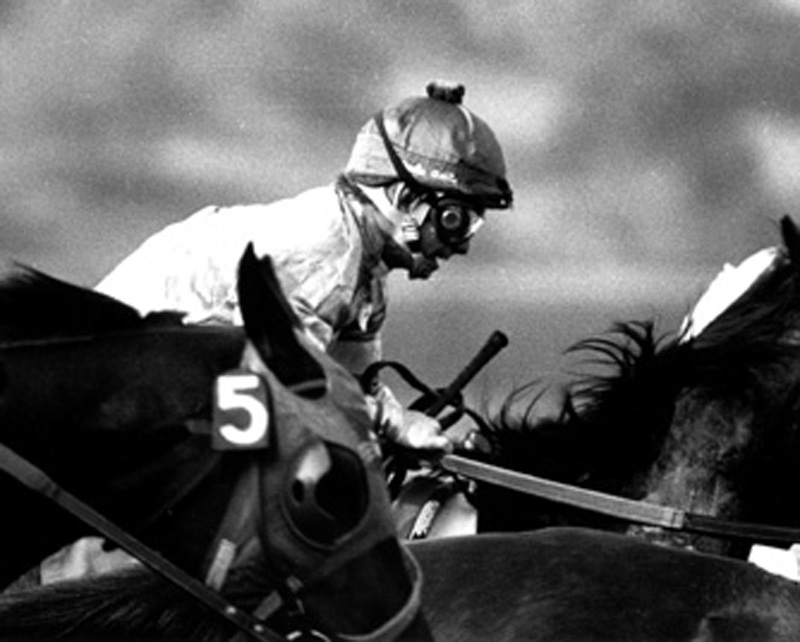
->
xmin=373 ymin=112 xmax=428 ymax=195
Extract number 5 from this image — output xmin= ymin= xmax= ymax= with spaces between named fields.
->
xmin=213 ymin=371 xmax=270 ymax=450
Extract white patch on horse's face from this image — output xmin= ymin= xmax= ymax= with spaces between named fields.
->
xmin=680 ymin=247 xmax=779 ymax=342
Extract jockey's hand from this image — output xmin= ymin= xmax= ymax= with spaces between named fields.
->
xmin=386 ymin=410 xmax=453 ymax=454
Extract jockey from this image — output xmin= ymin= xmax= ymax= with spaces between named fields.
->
xmin=31 ymin=81 xmax=513 ymax=587
xmin=96 ymin=80 xmax=513 ymax=455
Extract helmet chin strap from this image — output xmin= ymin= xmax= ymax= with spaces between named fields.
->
xmin=358 ymin=183 xmax=429 ymax=269
xmin=395 ymin=210 xmax=437 ymax=279
xmin=378 ymin=234 xmax=437 ymax=279
xmin=400 ymin=215 xmax=421 ymax=252
xmin=407 ymin=255 xmax=438 ymax=280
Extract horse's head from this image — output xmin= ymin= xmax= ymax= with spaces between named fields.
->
xmin=197 ymin=244 xmax=423 ymax=640
xmin=629 ymin=215 xmax=800 ymax=556
xmin=0 ymin=245 xmax=425 ymax=640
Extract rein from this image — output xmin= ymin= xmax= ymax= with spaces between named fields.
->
xmin=442 ymin=454 xmax=800 ymax=546
xmin=0 ymin=436 xmax=423 ymax=642
xmin=0 ymin=441 xmax=283 ymax=642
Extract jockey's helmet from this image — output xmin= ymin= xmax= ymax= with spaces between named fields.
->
xmin=345 ymin=81 xmax=513 ymax=210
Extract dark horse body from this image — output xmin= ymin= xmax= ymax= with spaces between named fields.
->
xmin=412 ymin=528 xmax=800 ymax=641
xmin=11 ymin=526 xmax=800 ymax=640
xmin=470 ymin=216 xmax=800 ymax=560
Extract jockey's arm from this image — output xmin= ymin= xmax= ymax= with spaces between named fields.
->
xmin=328 ymin=332 xmax=451 ymax=454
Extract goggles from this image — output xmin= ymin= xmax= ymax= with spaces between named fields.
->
xmin=372 ymin=112 xmax=485 ymax=247
xmin=428 ymin=197 xmax=484 ymax=245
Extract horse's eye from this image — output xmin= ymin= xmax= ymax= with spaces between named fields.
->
xmin=284 ymin=441 xmax=369 ymax=546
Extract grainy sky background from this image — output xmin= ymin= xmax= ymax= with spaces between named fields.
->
xmin=3 ymin=0 xmax=800 ymax=405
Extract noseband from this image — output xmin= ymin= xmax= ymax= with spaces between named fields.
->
xmin=206 ymin=452 xmax=423 ymax=642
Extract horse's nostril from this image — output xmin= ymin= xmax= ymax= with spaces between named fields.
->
xmin=285 ymin=441 xmax=370 ymax=545
xmin=291 ymin=480 xmax=305 ymax=504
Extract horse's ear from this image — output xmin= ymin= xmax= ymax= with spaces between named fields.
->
xmin=780 ymin=215 xmax=800 ymax=266
xmin=237 ymin=243 xmax=326 ymax=396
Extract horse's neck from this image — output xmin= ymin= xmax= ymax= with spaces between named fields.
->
xmin=0 ymin=567 xmax=230 ymax=640
xmin=0 ymin=329 xmax=244 ymax=591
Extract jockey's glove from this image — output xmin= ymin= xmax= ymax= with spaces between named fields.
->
xmin=388 ymin=408 xmax=452 ymax=452
xmin=367 ymin=382 xmax=453 ymax=453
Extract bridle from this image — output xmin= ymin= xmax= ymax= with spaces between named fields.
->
xmin=0 ymin=440 xmax=286 ymax=640
xmin=0 ymin=375 xmax=423 ymax=642
xmin=203 ymin=445 xmax=423 ymax=642
xmin=0 ymin=431 xmax=423 ymax=642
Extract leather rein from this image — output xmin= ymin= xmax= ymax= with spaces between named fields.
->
xmin=440 ymin=454 xmax=800 ymax=546
xmin=0 ymin=441 xmax=283 ymax=642
xmin=373 ymin=331 xmax=800 ymax=547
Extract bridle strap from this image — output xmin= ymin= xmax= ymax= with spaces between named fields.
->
xmin=0 ymin=442 xmax=284 ymax=642
xmin=338 ymin=546 xmax=423 ymax=642
xmin=442 ymin=454 xmax=800 ymax=545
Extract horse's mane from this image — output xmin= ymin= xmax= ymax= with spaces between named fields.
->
xmin=0 ymin=568 xmax=231 ymax=640
xmin=484 ymin=321 xmax=687 ymax=485
xmin=484 ymin=218 xmax=800 ymax=485
xmin=0 ymin=262 xmax=183 ymax=340
xmin=0 ymin=535 xmax=288 ymax=640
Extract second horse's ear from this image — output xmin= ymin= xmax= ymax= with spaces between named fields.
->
xmin=237 ymin=243 xmax=326 ymax=396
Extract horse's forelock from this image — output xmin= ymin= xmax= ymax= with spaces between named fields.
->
xmin=0 ymin=568 xmax=230 ymax=640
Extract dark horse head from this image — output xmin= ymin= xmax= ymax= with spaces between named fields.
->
xmin=0 ymin=244 xmax=426 ymax=641
xmin=474 ymin=216 xmax=800 ymax=559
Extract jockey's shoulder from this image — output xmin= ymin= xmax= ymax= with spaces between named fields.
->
xmin=184 ymin=184 xmax=341 ymax=228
